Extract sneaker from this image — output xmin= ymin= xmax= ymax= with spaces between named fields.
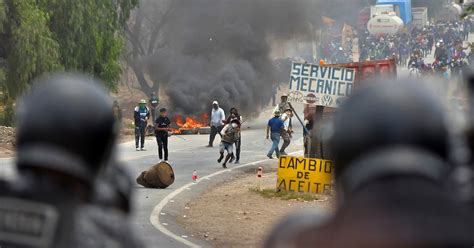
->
xmin=267 ymin=155 xmax=273 ymax=159
xmin=234 ymin=160 xmax=240 ymax=164
xmin=206 ymin=144 xmax=213 ymax=148
xmin=280 ymin=151 xmax=287 ymax=155
xmin=141 ymin=148 xmax=146 ymax=151
xmin=222 ymin=163 xmax=227 ymax=169
xmin=136 ymin=148 xmax=140 ymax=151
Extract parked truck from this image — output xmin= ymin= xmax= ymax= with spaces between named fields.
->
xmin=412 ymin=7 xmax=428 ymax=29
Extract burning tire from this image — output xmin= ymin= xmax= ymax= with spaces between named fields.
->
xmin=198 ymin=127 xmax=211 ymax=134
xmin=173 ymin=114 xmax=210 ymax=135
xmin=180 ymin=128 xmax=199 ymax=135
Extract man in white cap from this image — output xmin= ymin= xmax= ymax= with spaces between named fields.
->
xmin=207 ymin=100 xmax=225 ymax=147
xmin=134 ymin=99 xmax=150 ymax=151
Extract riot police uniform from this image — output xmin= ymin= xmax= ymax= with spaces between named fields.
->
xmin=0 ymin=74 xmax=143 ymax=248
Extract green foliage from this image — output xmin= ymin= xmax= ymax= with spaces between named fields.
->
xmin=0 ymin=0 xmax=138 ymax=97
xmin=37 ymin=0 xmax=138 ymax=92
xmin=0 ymin=0 xmax=6 ymax=32
xmin=462 ymin=3 xmax=474 ymax=19
xmin=6 ymin=0 xmax=61 ymax=97
xmin=0 ymin=0 xmax=137 ymax=125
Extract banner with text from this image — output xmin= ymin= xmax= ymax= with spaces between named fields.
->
xmin=287 ymin=62 xmax=355 ymax=108
xmin=277 ymin=156 xmax=333 ymax=194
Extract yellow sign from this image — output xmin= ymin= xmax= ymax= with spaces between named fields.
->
xmin=277 ymin=156 xmax=333 ymax=194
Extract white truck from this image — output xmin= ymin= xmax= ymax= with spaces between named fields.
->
xmin=367 ymin=12 xmax=404 ymax=35
xmin=370 ymin=4 xmax=401 ymax=18
xmin=412 ymin=7 xmax=428 ymax=29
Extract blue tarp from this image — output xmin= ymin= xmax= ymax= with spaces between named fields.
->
xmin=376 ymin=0 xmax=412 ymax=24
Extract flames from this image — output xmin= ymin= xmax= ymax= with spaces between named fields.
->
xmin=172 ymin=113 xmax=210 ymax=134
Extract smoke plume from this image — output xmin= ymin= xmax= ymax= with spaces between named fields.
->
xmin=144 ymin=0 xmax=367 ymax=116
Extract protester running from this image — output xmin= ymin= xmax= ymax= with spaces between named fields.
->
xmin=225 ymin=107 xmax=242 ymax=163
xmin=218 ymin=119 xmax=240 ymax=168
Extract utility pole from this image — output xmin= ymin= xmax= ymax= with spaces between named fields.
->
xmin=305 ymin=21 xmax=325 ymax=159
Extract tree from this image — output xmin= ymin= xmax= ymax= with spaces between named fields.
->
xmin=124 ymin=0 xmax=180 ymax=95
xmin=0 ymin=0 xmax=138 ymax=97
xmin=0 ymin=0 xmax=137 ymax=125
xmin=2 ymin=0 xmax=61 ymax=98
xmin=462 ymin=3 xmax=474 ymax=18
xmin=37 ymin=0 xmax=138 ymax=91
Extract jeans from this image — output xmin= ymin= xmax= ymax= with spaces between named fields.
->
xmin=235 ymin=136 xmax=241 ymax=161
xmin=209 ymin=125 xmax=223 ymax=146
xmin=219 ymin=141 xmax=234 ymax=154
xmin=135 ymin=125 xmax=146 ymax=148
xmin=150 ymin=108 xmax=157 ymax=125
xmin=280 ymin=129 xmax=291 ymax=154
xmin=156 ymin=134 xmax=168 ymax=160
xmin=267 ymin=132 xmax=281 ymax=157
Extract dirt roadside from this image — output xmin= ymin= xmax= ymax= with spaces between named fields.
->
xmin=177 ymin=170 xmax=335 ymax=248
xmin=0 ymin=128 xmax=135 ymax=158
xmin=0 ymin=144 xmax=14 ymax=158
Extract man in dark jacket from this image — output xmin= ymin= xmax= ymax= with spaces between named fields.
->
xmin=266 ymin=81 xmax=474 ymax=248
xmin=155 ymin=108 xmax=171 ymax=162
xmin=134 ymin=99 xmax=150 ymax=151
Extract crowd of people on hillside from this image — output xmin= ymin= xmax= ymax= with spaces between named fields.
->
xmin=358 ymin=19 xmax=473 ymax=79
xmin=319 ymin=36 xmax=355 ymax=64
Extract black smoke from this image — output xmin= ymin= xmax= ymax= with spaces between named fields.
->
xmin=145 ymin=0 xmax=368 ymax=116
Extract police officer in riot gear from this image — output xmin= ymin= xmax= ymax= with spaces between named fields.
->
xmin=0 ymin=74 xmax=142 ymax=248
xmin=93 ymin=160 xmax=134 ymax=214
xmin=266 ymin=81 xmax=474 ymax=248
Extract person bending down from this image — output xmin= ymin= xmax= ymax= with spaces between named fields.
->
xmin=218 ymin=119 xmax=240 ymax=168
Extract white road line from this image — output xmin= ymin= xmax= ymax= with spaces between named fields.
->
xmin=149 ymin=150 xmax=303 ymax=248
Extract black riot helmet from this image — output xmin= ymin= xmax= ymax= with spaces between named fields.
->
xmin=330 ymin=80 xmax=449 ymax=179
xmin=15 ymin=73 xmax=118 ymax=185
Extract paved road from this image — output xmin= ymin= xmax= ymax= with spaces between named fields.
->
xmin=125 ymin=106 xmax=305 ymax=248
xmin=0 ymin=105 xmax=305 ymax=248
